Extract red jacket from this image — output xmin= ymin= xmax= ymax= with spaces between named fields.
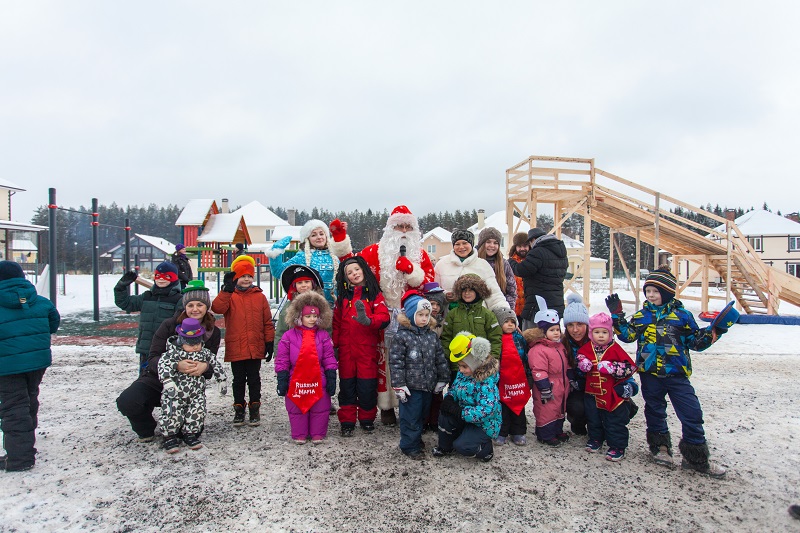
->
xmin=211 ymin=287 xmax=275 ymax=363
xmin=578 ymin=341 xmax=634 ymax=412
xmin=333 ymin=286 xmax=391 ymax=360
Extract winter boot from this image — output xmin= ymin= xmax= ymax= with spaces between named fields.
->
xmin=647 ymin=431 xmax=675 ymax=468
xmin=789 ymin=505 xmax=800 ymax=520
xmin=163 ymin=435 xmax=181 ymax=454
xmin=248 ymin=402 xmax=261 ymax=426
xmin=359 ymin=421 xmax=375 ymax=433
xmin=679 ymin=440 xmax=727 ymax=479
xmin=233 ymin=403 xmax=246 ymax=427
xmin=476 ymin=441 xmax=494 ymax=463
xmin=183 ymin=433 xmax=203 ymax=450
xmin=380 ymin=409 xmax=397 ymax=427
xmin=340 ymin=424 xmax=355 ymax=438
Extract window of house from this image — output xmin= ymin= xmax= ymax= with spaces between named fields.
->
xmin=265 ymin=229 xmax=272 ymax=241
xmin=789 ymin=263 xmax=800 ymax=278
xmin=749 ymin=236 xmax=763 ymax=252
xmin=790 ymin=236 xmax=800 ymax=251
xmin=427 ymin=244 xmax=436 ymax=254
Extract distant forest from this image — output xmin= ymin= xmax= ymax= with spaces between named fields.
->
xmin=29 ymin=201 xmax=786 ymax=275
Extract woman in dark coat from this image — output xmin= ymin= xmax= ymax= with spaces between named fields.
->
xmin=116 ymin=281 xmax=220 ymax=441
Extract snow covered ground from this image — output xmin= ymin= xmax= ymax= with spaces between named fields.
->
xmin=1 ymin=275 xmax=800 ymax=532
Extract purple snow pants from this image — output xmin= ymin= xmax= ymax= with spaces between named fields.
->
xmin=285 ymin=394 xmax=332 ymax=440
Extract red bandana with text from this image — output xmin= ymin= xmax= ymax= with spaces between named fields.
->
xmin=498 ymin=334 xmax=531 ymax=415
xmin=288 ymin=329 xmax=324 ymax=413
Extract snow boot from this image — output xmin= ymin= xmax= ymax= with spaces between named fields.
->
xmin=647 ymin=431 xmax=675 ymax=468
xmin=233 ymin=403 xmax=246 ymax=427
xmin=248 ymin=401 xmax=261 ymax=426
xmin=380 ymin=408 xmax=397 ymax=427
xmin=163 ymin=435 xmax=181 ymax=454
xmin=341 ymin=424 xmax=355 ymax=438
xmin=679 ymin=440 xmax=727 ymax=479
xmin=788 ymin=505 xmax=800 ymax=520
xmin=183 ymin=433 xmax=203 ymax=450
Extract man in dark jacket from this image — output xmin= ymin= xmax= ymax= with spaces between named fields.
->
xmin=171 ymin=244 xmax=193 ymax=290
xmin=0 ymin=261 xmax=60 ymax=472
xmin=512 ymin=228 xmax=568 ymax=329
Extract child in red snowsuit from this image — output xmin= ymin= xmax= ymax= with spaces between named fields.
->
xmin=333 ymin=256 xmax=391 ymax=436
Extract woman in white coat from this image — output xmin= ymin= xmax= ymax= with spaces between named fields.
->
xmin=434 ymin=229 xmax=510 ymax=310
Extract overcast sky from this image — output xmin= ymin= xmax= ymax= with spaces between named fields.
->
xmin=2 ymin=2 xmax=798 ymax=223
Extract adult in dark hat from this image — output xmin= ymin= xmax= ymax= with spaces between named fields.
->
xmin=171 ymin=243 xmax=193 ymax=290
xmin=512 ymin=228 xmax=568 ymax=328
xmin=0 ymin=261 xmax=60 ymax=471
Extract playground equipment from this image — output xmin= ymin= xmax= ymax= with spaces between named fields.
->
xmin=505 ymin=156 xmax=800 ymax=315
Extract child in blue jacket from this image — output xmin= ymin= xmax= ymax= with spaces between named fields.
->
xmin=433 ymin=333 xmax=501 ymax=463
xmin=607 ymin=267 xmax=727 ymax=478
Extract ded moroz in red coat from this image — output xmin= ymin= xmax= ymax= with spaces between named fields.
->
xmin=211 ymin=286 xmax=275 ymax=362
xmin=578 ymin=341 xmax=635 ymax=412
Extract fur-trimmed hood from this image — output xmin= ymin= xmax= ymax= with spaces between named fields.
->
xmin=522 ymin=327 xmax=545 ymax=346
xmin=452 ymin=273 xmax=491 ymax=301
xmin=397 ymin=313 xmax=437 ymax=330
xmin=472 ymin=355 xmax=499 ymax=382
xmin=284 ymin=291 xmax=333 ymax=329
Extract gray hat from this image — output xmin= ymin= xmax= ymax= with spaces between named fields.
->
xmin=181 ymin=280 xmax=212 ymax=308
xmin=527 ymin=227 xmax=546 ymax=242
xmin=477 ymin=227 xmax=502 ymax=251
xmin=451 ymin=228 xmax=475 ymax=247
xmin=493 ymin=306 xmax=517 ymax=327
xmin=562 ymin=293 xmax=589 ymax=326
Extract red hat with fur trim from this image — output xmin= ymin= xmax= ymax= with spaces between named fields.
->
xmin=387 ymin=205 xmax=418 ymax=230
xmin=231 ymin=255 xmax=256 ymax=279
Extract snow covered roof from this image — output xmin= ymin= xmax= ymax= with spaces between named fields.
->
xmin=11 ymin=239 xmax=37 ymax=251
xmin=0 ymin=220 xmax=47 ymax=232
xmin=136 ymin=234 xmax=175 ymax=254
xmin=468 ymin=210 xmax=532 ymax=236
xmin=562 ymin=235 xmax=584 ymax=249
xmin=423 ymin=226 xmax=452 ymax=242
xmin=197 ymin=214 xmax=250 ymax=244
xmin=711 ymin=210 xmax=800 ymax=236
xmin=0 ymin=178 xmax=24 ymax=192
xmin=232 ymin=201 xmax=287 ymax=227
xmin=175 ymin=199 xmax=218 ymax=226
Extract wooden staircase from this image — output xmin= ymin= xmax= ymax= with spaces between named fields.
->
xmin=505 ymin=156 xmax=800 ymax=314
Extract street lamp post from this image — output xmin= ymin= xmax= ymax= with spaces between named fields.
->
xmin=73 ymin=241 xmax=78 ymax=274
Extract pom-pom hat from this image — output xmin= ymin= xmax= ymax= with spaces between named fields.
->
xmin=563 ymin=293 xmax=590 ymax=326
xmin=644 ymin=266 xmax=677 ymax=304
xmin=449 ymin=332 xmax=492 ymax=371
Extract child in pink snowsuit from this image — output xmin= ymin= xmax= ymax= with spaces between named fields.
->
xmin=275 ymin=291 xmax=338 ymax=444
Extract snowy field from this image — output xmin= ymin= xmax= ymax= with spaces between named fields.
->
xmin=1 ymin=275 xmax=800 ymax=532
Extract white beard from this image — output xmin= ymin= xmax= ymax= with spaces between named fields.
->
xmin=378 ymin=227 xmax=422 ymax=308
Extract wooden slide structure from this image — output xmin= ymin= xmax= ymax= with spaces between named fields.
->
xmin=505 ymin=156 xmax=800 ymax=315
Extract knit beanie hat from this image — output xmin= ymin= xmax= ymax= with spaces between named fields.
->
xmin=175 ymin=243 xmax=185 ymax=252
xmin=176 ymin=317 xmax=206 ymax=345
xmin=477 ymin=227 xmax=502 ymax=251
xmin=154 ymin=261 xmax=179 ymax=283
xmin=644 ymin=266 xmax=677 ymax=304
xmin=0 ymin=261 xmax=25 ymax=281
xmin=181 ymin=280 xmax=211 ymax=308
xmin=527 ymin=227 xmax=546 ymax=243
xmin=493 ymin=306 xmax=517 ymax=328
xmin=231 ymin=255 xmax=256 ymax=279
xmin=450 ymin=228 xmax=474 ymax=247
xmin=563 ymin=293 xmax=590 ymax=326
xmin=589 ymin=312 xmax=613 ymax=346
xmin=449 ymin=332 xmax=491 ymax=371
xmin=403 ymin=294 xmax=432 ymax=324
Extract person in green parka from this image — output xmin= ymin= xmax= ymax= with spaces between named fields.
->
xmin=0 ymin=261 xmax=60 ymax=472
xmin=115 ymin=261 xmax=183 ymax=376
xmin=440 ymin=274 xmax=502 ymax=384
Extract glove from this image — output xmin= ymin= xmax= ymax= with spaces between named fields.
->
xmin=162 ymin=380 xmax=177 ymax=399
xmin=539 ymin=388 xmax=553 ymax=404
xmin=272 ymin=236 xmax=292 ymax=251
xmin=264 ymin=341 xmax=274 ymax=362
xmin=395 ymin=256 xmax=413 ymax=275
xmin=434 ymin=382 xmax=447 ymax=394
xmin=325 ymin=369 xmax=337 ymax=397
xmin=222 ymin=271 xmax=236 ymax=293
xmin=614 ymin=381 xmax=636 ymax=399
xmin=577 ymin=356 xmax=592 ymax=373
xmin=218 ymin=378 xmax=228 ymax=396
xmin=605 ymin=293 xmax=623 ymax=316
xmin=329 ymin=218 xmax=347 ymax=242
xmin=393 ymin=386 xmax=411 ymax=403
xmin=353 ymin=300 xmax=372 ymax=326
xmin=569 ymin=379 xmax=580 ymax=391
xmin=119 ymin=270 xmax=138 ymax=286
xmin=597 ymin=361 xmax=614 ymax=375
xmin=276 ymin=371 xmax=290 ymax=397
xmin=439 ymin=395 xmax=462 ymax=418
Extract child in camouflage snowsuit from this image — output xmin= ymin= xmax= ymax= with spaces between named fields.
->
xmin=158 ymin=317 xmax=227 ymax=453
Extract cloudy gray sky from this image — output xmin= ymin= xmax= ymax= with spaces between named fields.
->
xmin=2 ymin=1 xmax=798 ymax=222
